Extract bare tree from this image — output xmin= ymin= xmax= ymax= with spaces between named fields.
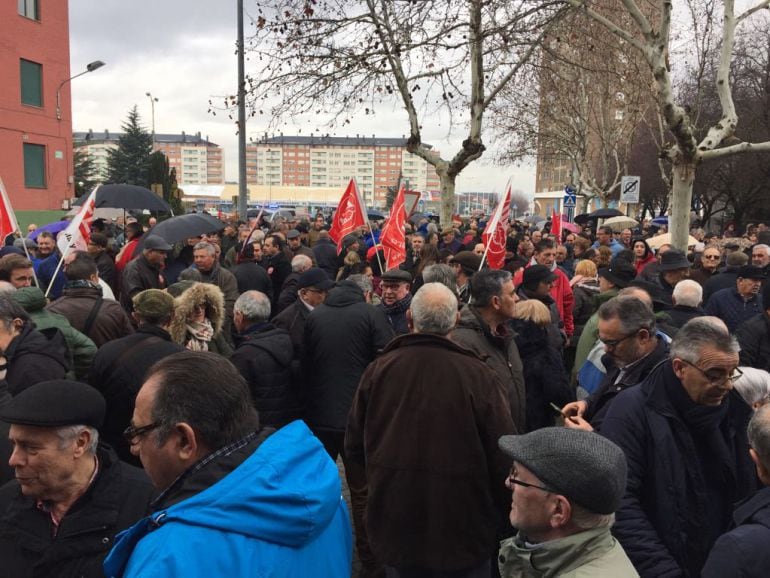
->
xmin=563 ymin=0 xmax=770 ymax=249
xmin=235 ymin=0 xmax=564 ymax=224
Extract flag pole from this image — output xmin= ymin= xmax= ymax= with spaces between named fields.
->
xmin=44 ymin=243 xmax=73 ymax=298
xmin=0 ymin=177 xmax=40 ymax=288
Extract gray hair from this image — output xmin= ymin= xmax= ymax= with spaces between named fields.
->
xmin=617 ymin=286 xmax=653 ymax=308
xmin=251 ymin=230 xmax=266 ymax=244
xmin=347 ymin=274 xmax=373 ymax=294
xmin=672 ymin=279 xmax=703 ymax=308
xmin=291 ymin=254 xmax=313 ymax=273
xmin=56 ymin=424 xmax=99 ymax=454
xmin=597 ymin=295 xmax=656 ymax=335
xmin=193 ymin=241 xmax=216 ymax=256
xmin=410 ymin=283 xmax=458 ymax=335
xmin=0 ymin=295 xmax=29 ymax=330
xmin=178 ymin=267 xmax=203 ymax=282
xmin=0 ymin=281 xmax=17 ymax=296
xmin=469 ymin=269 xmax=512 ymax=308
xmin=748 ymin=404 xmax=770 ymax=471
xmin=734 ymin=367 xmax=770 ymax=408
xmin=570 ymin=503 xmax=616 ymax=531
xmin=234 ymin=290 xmax=271 ymax=322
xmin=670 ymin=317 xmax=739 ymax=363
xmin=422 ymin=264 xmax=457 ymax=295
xmin=753 ymin=244 xmax=770 ymax=256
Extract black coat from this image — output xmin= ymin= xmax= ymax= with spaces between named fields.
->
xmin=736 ymin=311 xmax=770 ymax=371
xmin=510 ymin=319 xmax=574 ymax=432
xmin=5 ymin=324 xmax=69 ymax=396
xmin=312 ymin=238 xmax=338 ymax=281
xmin=88 ymin=325 xmax=185 ymax=465
xmin=601 ymin=362 xmax=757 ymax=577
xmin=303 ymin=281 xmax=394 ymax=431
xmin=377 ymin=294 xmax=412 ymax=336
xmin=120 ymin=255 xmax=165 ymax=312
xmin=230 ymin=324 xmax=299 ymax=427
xmin=276 ymin=272 xmax=300 ymax=315
xmin=0 ymin=382 xmax=11 ymax=485
xmin=93 ymin=251 xmax=117 ymax=292
xmin=272 ymin=298 xmax=311 ymax=359
xmin=702 ymin=486 xmax=770 ymax=578
xmin=702 ymin=267 xmax=741 ymax=305
xmin=666 ymin=305 xmax=705 ymax=329
xmin=0 ymin=446 xmax=155 ymax=578
xmin=230 ymin=261 xmax=273 ymax=299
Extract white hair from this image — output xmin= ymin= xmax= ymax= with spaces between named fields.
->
xmin=672 ymin=279 xmax=703 ymax=308
xmin=234 ymin=290 xmax=271 ymax=322
xmin=291 ymin=254 xmax=313 ymax=273
xmin=56 ymin=425 xmax=99 ymax=454
xmin=734 ymin=367 xmax=770 ymax=407
xmin=410 ymin=283 xmax=458 ymax=335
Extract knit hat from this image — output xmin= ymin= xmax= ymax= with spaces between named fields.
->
xmin=133 ymin=289 xmax=175 ymax=320
xmin=498 ymin=428 xmax=627 ymax=515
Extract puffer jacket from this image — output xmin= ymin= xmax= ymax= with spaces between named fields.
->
xmin=231 ymin=323 xmax=299 ymax=427
xmin=4 ymin=323 xmax=69 ymax=395
xmin=169 ymin=282 xmax=232 ymax=356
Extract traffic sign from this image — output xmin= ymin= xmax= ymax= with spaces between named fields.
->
xmin=620 ymin=176 xmax=640 ymax=204
xmin=563 ymin=193 xmax=576 ymax=208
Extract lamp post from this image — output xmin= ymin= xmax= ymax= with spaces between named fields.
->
xmin=56 ymin=60 xmax=105 ymax=120
xmin=145 ymin=92 xmax=159 ymax=141
xmin=512 ymin=204 xmax=518 ymax=221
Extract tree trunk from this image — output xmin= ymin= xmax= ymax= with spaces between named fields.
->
xmin=439 ymin=172 xmax=456 ymax=225
xmin=670 ymin=161 xmax=696 ymax=250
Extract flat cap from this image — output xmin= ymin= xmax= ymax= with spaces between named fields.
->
xmin=522 ymin=264 xmax=557 ymax=288
xmin=298 ymin=267 xmax=334 ymax=290
xmin=381 ymin=268 xmax=412 ymax=283
xmin=14 ymin=237 xmax=37 ymax=250
xmin=133 ymin=289 xmax=175 ymax=319
xmin=286 ymin=229 xmax=301 ymax=240
xmin=499 ymin=428 xmax=627 ymax=515
xmin=737 ymin=265 xmax=766 ymax=280
xmin=0 ymin=380 xmax=105 ymax=428
xmin=452 ymin=251 xmax=482 ymax=273
xmin=144 ymin=235 xmax=173 ymax=252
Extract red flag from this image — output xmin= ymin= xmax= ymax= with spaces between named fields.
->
xmin=481 ymin=183 xmax=512 ymax=269
xmin=329 ymin=178 xmax=367 ymax=254
xmin=58 ymin=186 xmax=98 ymax=254
xmin=380 ymin=185 xmax=407 ymax=270
xmin=0 ymin=177 xmax=20 ymax=242
xmin=552 ymin=211 xmax=562 ymax=241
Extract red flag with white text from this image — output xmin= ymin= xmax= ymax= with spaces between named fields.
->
xmin=57 ymin=186 xmax=99 ymax=255
xmin=328 ymin=178 xmax=367 ymax=254
xmin=552 ymin=211 xmax=562 ymax=241
xmin=481 ymin=183 xmax=511 ymax=269
xmin=380 ymin=185 xmax=407 ymax=270
xmin=0 ymin=177 xmax=20 ymax=242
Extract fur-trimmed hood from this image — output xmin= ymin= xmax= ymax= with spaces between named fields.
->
xmin=169 ymin=282 xmax=225 ymax=344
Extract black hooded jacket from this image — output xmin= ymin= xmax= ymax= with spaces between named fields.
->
xmin=4 ymin=324 xmax=69 ymax=396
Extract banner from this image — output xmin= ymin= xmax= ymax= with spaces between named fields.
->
xmin=0 ymin=177 xmax=20 ymax=242
xmin=57 ymin=186 xmax=99 ymax=255
xmin=380 ymin=185 xmax=406 ymax=270
xmin=328 ymin=178 xmax=367 ymax=254
xmin=481 ymin=183 xmax=512 ymax=269
xmin=552 ymin=210 xmax=562 ymax=241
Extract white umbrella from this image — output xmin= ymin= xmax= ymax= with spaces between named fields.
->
xmin=646 ymin=232 xmax=698 ymax=250
xmin=603 ymin=216 xmax=638 ymax=231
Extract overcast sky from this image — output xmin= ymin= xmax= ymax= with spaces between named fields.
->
xmin=68 ymin=0 xmax=535 ymax=196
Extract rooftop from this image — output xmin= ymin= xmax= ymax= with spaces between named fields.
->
xmin=251 ymin=134 xmax=434 ymax=149
xmin=74 ymin=130 xmax=219 ymax=147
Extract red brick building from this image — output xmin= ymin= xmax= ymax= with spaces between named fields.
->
xmin=0 ymin=0 xmax=75 ymax=210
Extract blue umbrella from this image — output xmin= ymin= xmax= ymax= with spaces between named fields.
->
xmin=29 ymin=220 xmax=69 ymax=241
xmin=651 ymin=216 xmax=669 ymax=227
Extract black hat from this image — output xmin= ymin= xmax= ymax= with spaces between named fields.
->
xmin=598 ymin=258 xmax=636 ymax=289
xmin=452 ymin=251 xmax=483 ymax=274
xmin=89 ymin=232 xmax=109 ymax=248
xmin=723 ymin=241 xmax=741 ymax=250
xmin=499 ymin=428 xmax=627 ymax=515
xmin=381 ymin=268 xmax=412 ymax=283
xmin=144 ymin=235 xmax=173 ymax=252
xmin=522 ymin=265 xmax=557 ymax=289
xmin=298 ymin=267 xmax=335 ymax=290
xmin=658 ymin=249 xmax=690 ymax=271
xmin=737 ymin=265 xmax=766 ymax=280
xmin=0 ymin=380 xmax=105 ymax=428
xmin=286 ymin=229 xmax=301 ymax=240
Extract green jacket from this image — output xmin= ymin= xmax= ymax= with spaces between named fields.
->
xmin=499 ymin=527 xmax=638 ymax=578
xmin=572 ymin=288 xmax=619 ymax=382
xmin=12 ymin=287 xmax=97 ymax=380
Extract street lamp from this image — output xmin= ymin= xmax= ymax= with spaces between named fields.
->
xmin=512 ymin=204 xmax=518 ymax=221
xmin=56 ymin=60 xmax=105 ymax=120
xmin=146 ymin=92 xmax=159 ymax=140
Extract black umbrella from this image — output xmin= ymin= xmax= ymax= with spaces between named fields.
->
xmin=368 ymin=210 xmax=385 ymax=221
xmin=573 ymin=213 xmax=591 ymax=225
xmin=74 ymin=184 xmax=172 ymax=212
xmin=588 ymin=208 xmax=624 ymax=219
xmin=145 ymin=213 xmax=226 ymax=244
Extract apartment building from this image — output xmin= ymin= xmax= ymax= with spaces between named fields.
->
xmin=74 ymin=130 xmax=225 ymax=185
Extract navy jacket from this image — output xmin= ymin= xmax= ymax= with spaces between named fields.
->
xmin=702 ymin=487 xmax=770 ymax=578
xmin=601 ymin=362 xmax=757 ymax=577
xmin=704 ymin=287 xmax=763 ymax=332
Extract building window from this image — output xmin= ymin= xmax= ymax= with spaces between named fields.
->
xmin=20 ymin=59 xmax=43 ymax=107
xmin=18 ymin=0 xmax=39 ymax=20
xmin=23 ymin=143 xmax=46 ymax=188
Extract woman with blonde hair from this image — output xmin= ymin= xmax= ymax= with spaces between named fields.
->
xmin=570 ymin=259 xmax=600 ymax=344
xmin=511 ymin=299 xmax=574 ymax=431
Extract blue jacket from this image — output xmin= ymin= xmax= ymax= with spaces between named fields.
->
xmin=591 ymin=238 xmax=625 ymax=256
xmin=103 ymin=421 xmax=352 ymax=578
xmin=601 ymin=362 xmax=756 ymax=577
xmin=704 ymin=287 xmax=763 ymax=332
xmin=702 ymin=486 xmax=770 ymax=577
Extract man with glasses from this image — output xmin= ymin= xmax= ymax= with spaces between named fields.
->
xmin=705 ymin=265 xmax=765 ymax=331
xmin=601 ymin=317 xmax=757 ymax=577
xmin=563 ymin=295 xmax=668 ymax=432
xmin=0 ymin=380 xmax=154 ymax=577
xmin=496 ymin=428 xmax=636 ymax=577
xmin=690 ymin=246 xmax=722 ymax=286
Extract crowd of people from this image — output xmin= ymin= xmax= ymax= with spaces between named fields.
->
xmin=0 ymin=210 xmax=769 ymax=577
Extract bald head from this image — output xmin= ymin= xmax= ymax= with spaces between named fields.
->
xmin=409 ymin=283 xmax=458 ymax=335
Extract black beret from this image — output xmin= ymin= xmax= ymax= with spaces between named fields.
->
xmin=0 ymin=380 xmax=106 ymax=428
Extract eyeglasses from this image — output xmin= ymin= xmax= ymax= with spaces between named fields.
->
xmin=679 ymin=359 xmax=743 ymax=386
xmin=598 ymin=331 xmax=638 ymax=348
xmin=123 ymin=421 xmax=160 ymax=444
xmin=703 ymin=255 xmax=721 ymax=260
xmin=506 ymin=468 xmax=552 ymax=493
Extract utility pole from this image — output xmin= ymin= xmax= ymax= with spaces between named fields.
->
xmin=237 ymin=0 xmax=248 ymax=219
xmin=145 ymin=92 xmax=158 ymax=143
